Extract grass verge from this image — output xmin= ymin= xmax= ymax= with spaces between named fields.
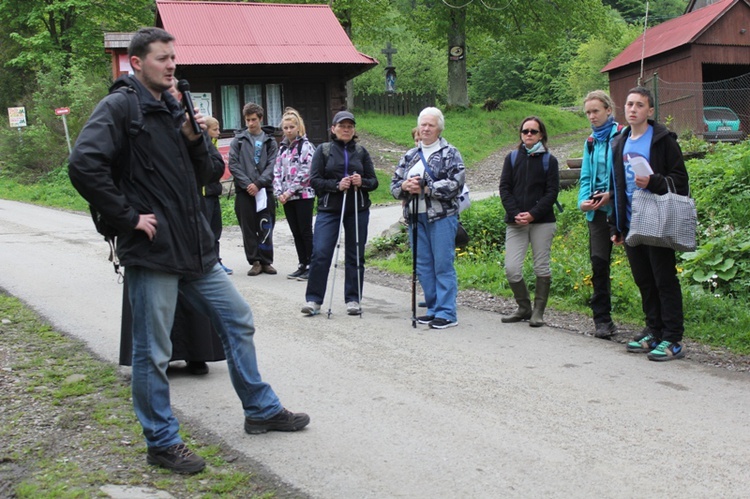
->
xmin=0 ymin=291 xmax=303 ymax=498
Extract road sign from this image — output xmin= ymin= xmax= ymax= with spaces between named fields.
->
xmin=55 ymin=107 xmax=70 ymax=116
xmin=8 ymin=107 xmax=27 ymax=127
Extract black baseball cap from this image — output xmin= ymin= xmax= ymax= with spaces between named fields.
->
xmin=332 ymin=110 xmax=356 ymax=125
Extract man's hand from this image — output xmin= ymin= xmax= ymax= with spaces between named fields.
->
xmin=247 ymin=183 xmax=259 ymax=196
xmin=635 ymin=174 xmax=650 ymax=189
xmin=181 ymin=108 xmax=206 ymax=141
xmin=135 ymin=214 xmax=158 ymax=241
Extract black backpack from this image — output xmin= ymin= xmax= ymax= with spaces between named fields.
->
xmin=88 ymin=86 xmax=144 ymax=274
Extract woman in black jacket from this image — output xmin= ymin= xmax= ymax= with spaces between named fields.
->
xmin=499 ymin=116 xmax=560 ymax=327
xmin=301 ymin=111 xmax=378 ymax=317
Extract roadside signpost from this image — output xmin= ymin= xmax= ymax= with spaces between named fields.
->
xmin=55 ymin=107 xmax=72 ymax=154
xmin=7 ymin=106 xmax=27 ymax=145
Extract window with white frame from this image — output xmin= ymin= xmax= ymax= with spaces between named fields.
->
xmin=220 ymin=82 xmax=283 ymax=131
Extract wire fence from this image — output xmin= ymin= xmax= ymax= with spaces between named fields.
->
xmin=643 ymin=72 xmax=749 ymax=142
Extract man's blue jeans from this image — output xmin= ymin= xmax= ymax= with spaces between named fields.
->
xmin=410 ymin=213 xmax=458 ymax=322
xmin=126 ymin=264 xmax=282 ymax=449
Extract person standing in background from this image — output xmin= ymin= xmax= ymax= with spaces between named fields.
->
xmin=274 ymin=108 xmax=316 ymax=280
xmin=577 ymin=91 xmax=621 ymax=339
xmin=204 ymin=115 xmax=232 ymax=275
xmin=301 ymin=111 xmax=378 ymax=317
xmin=499 ymin=116 xmax=560 ymax=328
xmin=229 ymin=103 xmax=278 ymax=276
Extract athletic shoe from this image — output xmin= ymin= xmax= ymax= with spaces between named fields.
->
xmin=146 ymin=443 xmax=205 ymax=474
xmin=346 ymin=301 xmax=361 ymax=315
xmin=287 ymin=265 xmax=306 ymax=279
xmin=247 ymin=262 xmax=262 ymax=276
xmin=594 ymin=322 xmax=617 ymax=339
xmin=244 ymin=408 xmax=310 ymax=434
xmin=429 ymin=317 xmax=458 ymax=329
xmin=301 ymin=301 xmax=320 ymax=316
xmin=647 ymin=341 xmax=686 ymax=362
xmin=416 ymin=315 xmax=435 ymax=324
xmin=297 ymin=269 xmax=309 ymax=281
xmin=261 ymin=264 xmax=277 ymax=275
xmin=626 ymin=330 xmax=660 ymax=353
xmin=219 ymin=263 xmax=233 ymax=275
xmin=186 ymin=361 xmax=208 ymax=375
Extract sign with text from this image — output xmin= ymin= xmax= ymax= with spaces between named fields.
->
xmin=8 ymin=107 xmax=27 ymax=128
xmin=55 ymin=107 xmax=70 ymax=116
xmin=193 ymin=93 xmax=212 ymax=118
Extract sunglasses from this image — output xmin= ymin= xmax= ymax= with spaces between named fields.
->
xmin=521 ymin=129 xmax=540 ymax=135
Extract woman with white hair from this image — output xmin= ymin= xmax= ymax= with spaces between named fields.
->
xmin=391 ymin=107 xmax=466 ymax=329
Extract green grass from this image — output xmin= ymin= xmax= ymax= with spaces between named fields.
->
xmin=355 ymin=101 xmax=590 ymax=166
xmin=0 ymin=292 xmax=290 ymax=498
xmin=366 ymin=143 xmax=750 ymax=356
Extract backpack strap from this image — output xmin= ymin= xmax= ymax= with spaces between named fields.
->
xmin=510 ymin=149 xmax=563 ymax=213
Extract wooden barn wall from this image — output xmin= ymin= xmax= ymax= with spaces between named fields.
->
xmin=698 ymin=1 xmax=750 ymax=46
xmin=606 ymin=47 xmax=693 ymax=120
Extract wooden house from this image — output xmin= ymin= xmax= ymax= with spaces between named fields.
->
xmin=602 ymin=0 xmax=750 ymax=137
xmin=104 ymin=0 xmax=378 ymax=147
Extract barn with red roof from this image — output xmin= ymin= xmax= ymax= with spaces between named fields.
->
xmin=602 ymin=0 xmax=750 ymax=137
xmin=105 ymin=0 xmax=378 ymax=145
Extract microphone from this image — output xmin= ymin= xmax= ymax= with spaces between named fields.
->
xmin=177 ymin=79 xmax=202 ymax=135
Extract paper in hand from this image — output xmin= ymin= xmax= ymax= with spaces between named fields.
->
xmin=627 ymin=154 xmax=654 ymax=176
xmin=255 ymin=188 xmax=268 ymax=211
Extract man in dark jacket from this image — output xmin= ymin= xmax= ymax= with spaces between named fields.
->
xmin=228 ymin=103 xmax=278 ymax=276
xmin=68 ymin=27 xmax=308 ymax=475
xmin=608 ymin=86 xmax=689 ymax=362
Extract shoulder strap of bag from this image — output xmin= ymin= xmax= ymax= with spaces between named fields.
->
xmin=510 ymin=149 xmax=563 ymax=213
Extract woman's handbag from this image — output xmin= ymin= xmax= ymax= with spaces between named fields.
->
xmin=455 ymin=221 xmax=470 ymax=249
xmin=625 ymin=178 xmax=697 ymax=252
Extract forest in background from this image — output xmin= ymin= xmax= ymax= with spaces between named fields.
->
xmin=0 ymin=0 xmax=687 ymax=178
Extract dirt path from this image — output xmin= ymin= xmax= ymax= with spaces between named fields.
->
xmin=358 ymin=128 xmax=592 ymax=192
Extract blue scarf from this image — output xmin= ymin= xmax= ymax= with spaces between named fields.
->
xmin=524 ymin=141 xmax=545 ymax=155
xmin=592 ymin=115 xmax=615 ymax=143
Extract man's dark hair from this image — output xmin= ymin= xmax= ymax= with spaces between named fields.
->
xmin=128 ymin=28 xmax=175 ymax=59
xmin=243 ymin=103 xmax=264 ymax=119
xmin=627 ymin=86 xmax=655 ymax=108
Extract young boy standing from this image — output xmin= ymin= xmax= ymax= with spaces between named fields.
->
xmin=229 ymin=103 xmax=278 ymax=276
xmin=608 ymin=87 xmax=690 ymax=361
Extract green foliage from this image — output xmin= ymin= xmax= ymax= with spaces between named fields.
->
xmin=678 ymin=141 xmax=750 ymax=298
xmin=0 ymin=166 xmax=87 ymax=211
xmin=368 ymin=138 xmax=750 ymax=355
xmin=356 ymin=103 xmax=590 ymax=166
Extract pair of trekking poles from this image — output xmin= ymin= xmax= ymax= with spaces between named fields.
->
xmin=326 ymin=185 xmax=363 ymax=319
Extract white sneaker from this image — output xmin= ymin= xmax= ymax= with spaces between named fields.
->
xmin=346 ymin=301 xmax=361 ymax=316
xmin=301 ymin=301 xmax=320 ymax=316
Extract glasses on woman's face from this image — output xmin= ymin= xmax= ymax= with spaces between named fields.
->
xmin=521 ymin=129 xmax=540 ymax=135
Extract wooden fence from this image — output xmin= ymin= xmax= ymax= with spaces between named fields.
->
xmin=354 ymin=91 xmax=437 ymax=116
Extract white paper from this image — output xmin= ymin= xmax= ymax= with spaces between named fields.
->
xmin=255 ymin=188 xmax=267 ymax=211
xmin=627 ymin=154 xmax=654 ymax=176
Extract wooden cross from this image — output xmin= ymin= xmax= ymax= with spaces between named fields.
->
xmin=381 ymin=42 xmax=397 ymax=67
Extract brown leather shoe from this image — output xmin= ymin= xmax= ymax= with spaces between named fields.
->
xmin=247 ymin=262 xmax=262 ymax=276
xmin=261 ymin=264 xmax=277 ymax=275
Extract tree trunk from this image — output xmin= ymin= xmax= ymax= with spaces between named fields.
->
xmin=447 ymin=7 xmax=469 ymax=108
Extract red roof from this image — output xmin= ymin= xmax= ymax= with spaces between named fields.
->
xmin=155 ymin=0 xmax=377 ymax=66
xmin=602 ymin=0 xmax=742 ymax=72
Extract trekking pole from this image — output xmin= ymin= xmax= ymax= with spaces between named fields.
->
xmin=353 ymin=187 xmax=362 ymax=318
xmin=411 ymin=192 xmax=418 ymax=328
xmin=326 ymin=189 xmax=348 ymax=319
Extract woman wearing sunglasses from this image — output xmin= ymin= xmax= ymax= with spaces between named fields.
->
xmin=499 ymin=116 xmax=560 ymax=327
